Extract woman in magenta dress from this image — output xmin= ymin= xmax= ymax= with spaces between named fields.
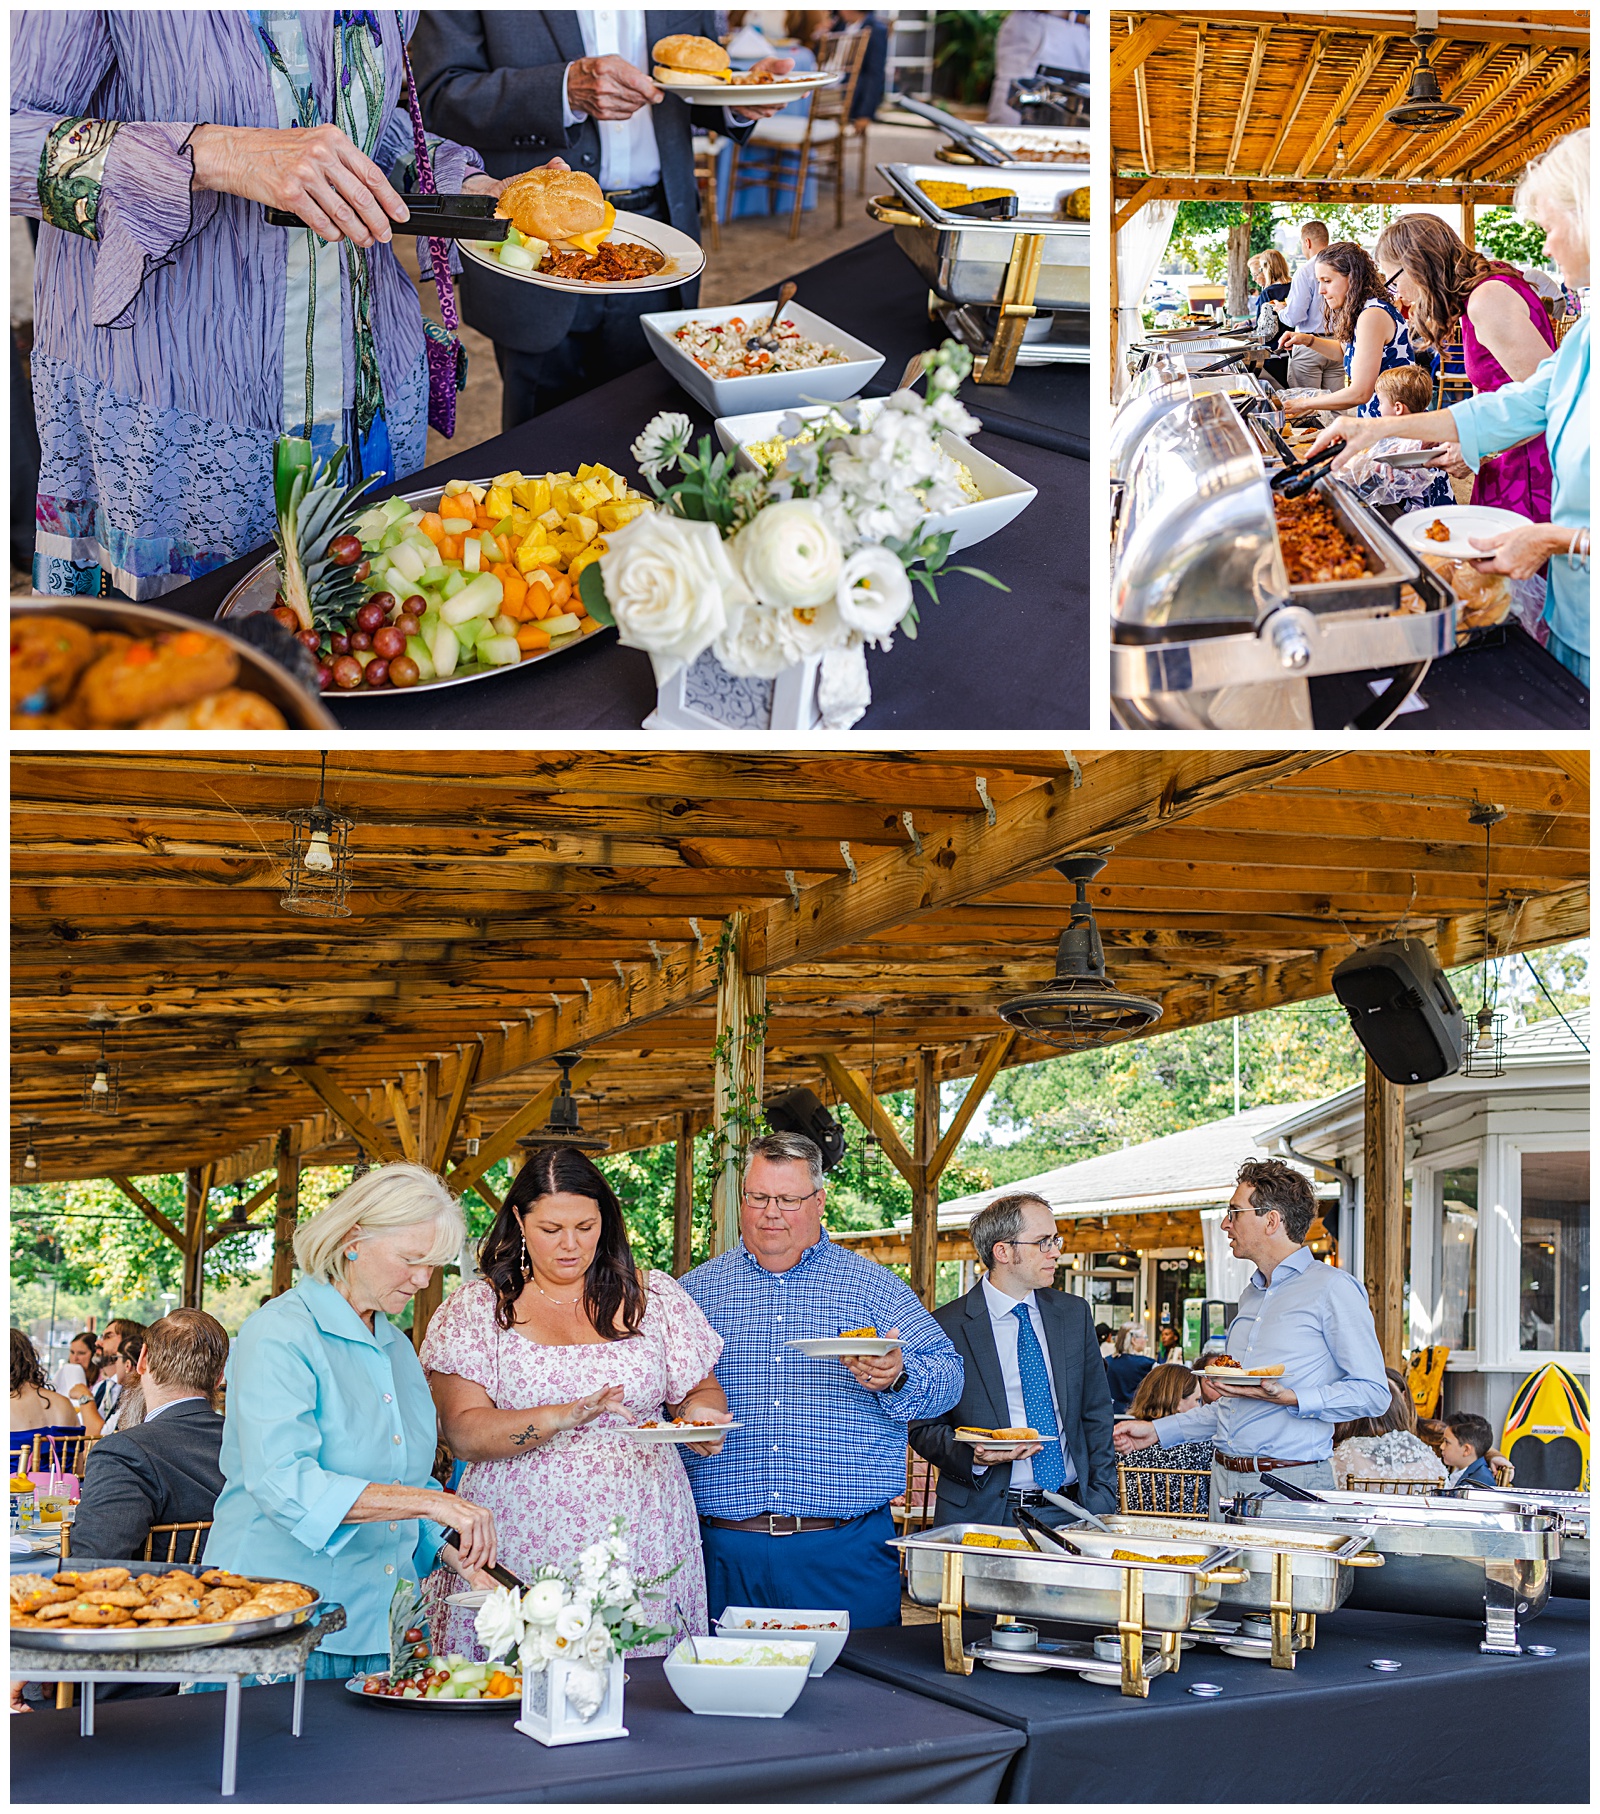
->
xmin=420 ymin=1147 xmax=730 ymax=1656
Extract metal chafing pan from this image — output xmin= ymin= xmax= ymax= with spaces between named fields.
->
xmin=12 ymin=1557 xmax=324 ymax=1654
xmin=1126 ymin=332 xmax=1258 ymax=379
xmin=1224 ymin=1489 xmax=1560 ymax=1653
xmin=1111 ymin=372 xmax=1272 ymax=487
xmin=1440 ymin=1488 xmax=1588 ymax=1599
xmin=869 ymin=163 xmax=1089 ymax=312
xmin=937 ymin=127 xmax=1092 ymax=170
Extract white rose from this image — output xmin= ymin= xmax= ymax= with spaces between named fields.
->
xmin=600 ymin=513 xmax=746 ymax=682
xmin=730 ymin=500 xmax=841 ymax=610
xmin=474 ymin=1588 xmax=524 ymax=1663
xmin=524 ymin=1578 xmax=565 ymax=1623
xmin=582 ymin=1622 xmax=615 ymax=1666
xmin=835 ymin=547 xmax=912 ymax=644
xmin=555 ymin=1605 xmax=591 ymax=1644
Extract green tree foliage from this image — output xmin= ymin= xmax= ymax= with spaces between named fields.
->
xmin=1167 ymin=202 xmax=1282 ymax=283
xmin=933 ymin=11 xmax=1009 ymax=105
xmin=1475 ymin=207 xmax=1548 ymax=269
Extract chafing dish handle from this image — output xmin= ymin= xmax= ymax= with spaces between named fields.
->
xmin=1340 ymin=1552 xmax=1386 ymax=1567
xmin=867 ymin=194 xmax=923 ymax=229
xmin=1201 ymin=1568 xmax=1251 ymax=1585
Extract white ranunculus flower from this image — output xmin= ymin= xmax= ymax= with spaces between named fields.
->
xmin=524 ymin=1578 xmax=566 ymax=1623
xmin=555 ymin=1605 xmax=591 ymax=1644
xmin=835 ymin=547 xmax=912 ymax=645
xmin=714 ymin=598 xmax=804 ymax=679
xmin=474 ymin=1588 xmax=525 ymax=1663
xmin=600 ymin=513 xmax=747 ymax=682
xmin=731 ymin=500 xmax=841 ymax=611
xmin=582 ymin=1622 xmax=615 ymax=1666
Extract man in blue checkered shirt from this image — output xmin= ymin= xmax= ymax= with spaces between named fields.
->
xmin=680 ymin=1131 xmax=963 ymax=1627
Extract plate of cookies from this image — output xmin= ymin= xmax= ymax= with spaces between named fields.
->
xmin=9 ymin=1559 xmax=322 ymax=1652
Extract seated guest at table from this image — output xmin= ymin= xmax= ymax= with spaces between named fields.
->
xmin=1279 ymin=221 xmax=1345 ymax=393
xmin=832 ymin=12 xmax=888 ymax=124
xmin=1117 ymin=1363 xmax=1213 ymax=1515
xmin=68 ymin=1310 xmax=229 ymax=1560
xmin=1336 ymin=365 xmax=1455 ymax=514
xmin=910 ymin=1194 xmax=1116 ymax=1529
xmin=1157 ymin=1322 xmax=1182 ymax=1361
xmin=1330 ymin=1380 xmax=1447 ymax=1492
xmin=96 ymin=1324 xmax=146 ymax=1434
xmin=1096 ymin=1321 xmax=1115 ymax=1358
xmin=9 ymin=1328 xmax=82 ymax=1470
xmin=1441 ymin=1413 xmax=1499 ymax=1489
xmin=1249 ymin=249 xmax=1291 ymax=334
xmin=422 ymin=1144 xmax=729 ymax=1657
xmin=1281 ymin=240 xmax=1418 ymax=421
xmin=410 ymin=12 xmax=794 ymax=429
xmin=52 ymin=1329 xmax=97 ymax=1399
xmin=986 ymin=11 xmax=1089 ymax=126
xmin=681 ymin=1132 xmax=963 ymax=1628
xmin=1313 ymin=130 xmax=1591 ymax=684
xmin=92 ymin=1318 xmax=146 ymax=1421
xmin=1114 ymin=1160 xmax=1390 ymax=1506
xmin=204 ymin=1164 xmax=498 ymax=1682
xmin=12 ymin=14 xmax=504 ymax=601
xmin=1104 ymin=1322 xmax=1156 ymax=1414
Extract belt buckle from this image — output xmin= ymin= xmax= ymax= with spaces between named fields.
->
xmin=767 ymin=1514 xmax=801 ymax=1538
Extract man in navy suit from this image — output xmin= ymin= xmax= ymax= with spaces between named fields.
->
xmin=411 ymin=11 xmax=793 ymax=426
xmin=910 ymin=1193 xmax=1117 ymax=1527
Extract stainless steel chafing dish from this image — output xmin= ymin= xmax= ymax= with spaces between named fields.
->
xmin=1110 ymin=391 xmax=1456 ymax=729
xmin=1443 ymin=1487 xmax=1589 ymax=1599
xmin=895 ymin=1522 xmax=1249 ymax=1696
xmin=1225 ymin=1488 xmax=1561 ymax=1653
xmin=891 ymin=97 xmax=1089 ymax=169
xmin=1125 ymin=330 xmax=1260 ymax=381
xmin=867 ymin=163 xmax=1088 ymax=383
xmin=1111 ymin=371 xmax=1272 ymax=488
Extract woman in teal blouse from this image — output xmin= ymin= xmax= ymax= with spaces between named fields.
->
xmin=1312 ymin=129 xmax=1591 ymax=685
xmin=204 ymin=1164 xmax=497 ymax=1678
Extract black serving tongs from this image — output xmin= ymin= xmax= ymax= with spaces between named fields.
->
xmin=1192 ymin=344 xmax=1270 ymax=377
xmin=1011 ymin=1503 xmax=1083 ymax=1556
xmin=946 ymin=193 xmax=1020 ymax=221
xmin=1269 ymin=445 xmax=1341 ymax=500
xmin=264 ymin=193 xmax=509 ymax=240
xmin=1258 ymin=1472 xmax=1330 ymax=1505
xmin=440 ymin=1527 xmax=526 ymax=1591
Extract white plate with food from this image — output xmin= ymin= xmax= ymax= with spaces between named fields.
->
xmin=618 ymin=1420 xmax=742 ymax=1443
xmin=462 ymin=209 xmax=703 ymax=295
xmin=784 ymin=1337 xmax=899 ymax=1359
xmin=653 ymin=69 xmax=843 ymax=105
xmin=950 ymin=1427 xmax=1042 ymax=1446
xmin=641 ymin=300 xmax=883 ymax=416
xmin=347 ymin=1664 xmax=521 ymax=1708
xmin=1393 ymin=504 xmax=1527 ymax=561
xmin=1199 ymin=1363 xmax=1284 ymax=1379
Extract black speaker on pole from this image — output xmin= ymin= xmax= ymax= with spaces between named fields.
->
xmin=764 ymin=1086 xmax=846 ymax=1171
xmin=1331 ymin=938 xmax=1465 ymax=1085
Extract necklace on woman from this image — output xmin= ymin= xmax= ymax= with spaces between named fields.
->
xmin=529 ymin=1275 xmax=585 ymax=1307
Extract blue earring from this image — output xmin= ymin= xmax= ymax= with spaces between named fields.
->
xmin=345 ymin=1247 xmax=358 ymax=1260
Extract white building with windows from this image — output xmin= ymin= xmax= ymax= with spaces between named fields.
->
xmin=1264 ymin=1012 xmax=1590 ymax=1432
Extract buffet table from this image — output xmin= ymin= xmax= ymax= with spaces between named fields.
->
xmin=837 ymin=1599 xmax=1589 ymax=1804
xmin=156 ymin=234 xmax=1088 ymax=731
xmin=10 ymin=1655 xmax=1025 ymax=1804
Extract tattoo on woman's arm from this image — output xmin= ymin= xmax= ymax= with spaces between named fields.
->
xmin=510 ymin=1421 xmax=541 ymax=1448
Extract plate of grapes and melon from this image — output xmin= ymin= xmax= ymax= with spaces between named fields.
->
xmin=218 ymin=440 xmax=652 ymax=698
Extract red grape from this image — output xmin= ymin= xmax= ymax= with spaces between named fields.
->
xmin=353 ymin=559 xmax=371 ymax=581
xmin=388 ymin=655 xmax=420 ymax=688
xmin=368 ymin=591 xmax=396 ymax=618
xmin=315 ymin=663 xmax=335 ymax=690
xmin=349 ymin=629 xmax=373 ymax=652
xmin=327 ymin=534 xmax=363 ymax=566
xmin=332 ymin=655 xmax=364 ymax=689
xmin=355 ymin=599 xmax=387 ymax=633
xmin=364 ymin=658 xmax=391 ymax=687
xmin=402 ymin=594 xmax=426 ymax=616
xmin=270 ymin=603 xmax=299 ymax=632
xmin=395 ymin=614 xmax=421 ymax=638
xmin=330 ymin=632 xmax=351 ymax=657
xmin=373 ymin=625 xmax=406 ymax=660
xmin=297 ymin=629 xmax=321 ymax=652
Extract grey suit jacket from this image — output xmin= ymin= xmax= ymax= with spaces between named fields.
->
xmin=909 ymin=1285 xmax=1118 ymax=1523
xmin=68 ymin=1398 xmax=224 ymax=1561
xmin=409 ymin=10 xmax=754 ymax=353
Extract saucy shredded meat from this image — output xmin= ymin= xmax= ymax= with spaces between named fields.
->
xmin=543 ymin=241 xmax=667 ymax=283
xmin=1274 ymin=494 xmax=1368 ymax=585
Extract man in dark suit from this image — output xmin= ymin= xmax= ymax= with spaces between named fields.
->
xmin=911 ymin=1193 xmax=1117 ymax=1526
xmin=69 ymin=1310 xmax=228 ymax=1562
xmin=411 ymin=12 xmax=793 ymax=427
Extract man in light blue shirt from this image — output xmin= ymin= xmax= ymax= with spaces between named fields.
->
xmin=1279 ymin=220 xmax=1345 ymax=393
xmin=1115 ymin=1159 xmax=1390 ymax=1506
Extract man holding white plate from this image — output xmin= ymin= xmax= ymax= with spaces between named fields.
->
xmin=681 ymin=1132 xmax=963 ymax=1629
xmin=1113 ymin=1160 xmax=1389 ymax=1508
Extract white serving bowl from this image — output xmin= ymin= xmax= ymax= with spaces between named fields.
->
xmin=713 ymin=403 xmax=1037 ymax=555
xmin=714 ymin=1607 xmax=849 ymax=1676
xmin=661 ymin=1636 xmax=816 ymax=1717
xmin=640 ymin=301 xmax=884 ymax=416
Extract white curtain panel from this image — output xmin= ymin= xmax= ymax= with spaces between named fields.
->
xmin=1114 ymin=199 xmax=1180 ymax=400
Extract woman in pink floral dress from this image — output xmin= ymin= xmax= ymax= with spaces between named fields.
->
xmin=420 ymin=1147 xmax=729 ymax=1657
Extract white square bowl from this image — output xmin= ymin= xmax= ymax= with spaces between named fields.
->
xmin=713 ymin=402 xmax=1038 ymax=555
xmin=714 ymin=1607 xmax=850 ymax=1676
xmin=639 ymin=301 xmax=884 ymax=416
xmin=662 ymin=1636 xmax=816 ymax=1717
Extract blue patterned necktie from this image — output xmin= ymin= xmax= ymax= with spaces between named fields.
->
xmin=1011 ymin=1303 xmax=1066 ymax=1492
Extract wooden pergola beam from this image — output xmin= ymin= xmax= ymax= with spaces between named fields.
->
xmin=1187 ymin=23 xmax=1206 ymax=176
xmin=288 ymin=1063 xmax=403 ymax=1166
xmin=1258 ymin=29 xmax=1330 ymax=177
xmin=1224 ymin=27 xmax=1271 ymax=177
xmin=820 ymin=1053 xmax=916 ymax=1182
xmin=1477 ymin=91 xmax=1590 ymax=181
xmin=432 ymin=1042 xmax=482 ymax=1173
xmin=1292 ymin=33 xmax=1394 ymax=178
xmin=443 ymin=1063 xmax=596 ymax=1198
xmin=1116 ymin=12 xmax=1587 ymax=53
xmin=1112 ymin=176 xmax=1517 ymax=205
xmin=109 ymin=1174 xmax=183 ymax=1248
xmin=1112 ymin=177 xmax=1163 ymax=235
xmin=1362 ymin=1058 xmax=1405 ymax=1367
xmin=1110 ymin=15 xmax=1181 ymax=88
xmin=927 ymin=1030 xmax=1016 ymax=1184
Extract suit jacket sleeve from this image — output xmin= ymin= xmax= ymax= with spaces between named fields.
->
xmin=907 ymin=1306 xmax=976 ymax=1487
xmin=410 ymin=11 xmax=576 ymax=155
xmin=1075 ymin=1301 xmax=1120 ymax=1512
xmin=67 ymin=1440 xmax=159 ymax=1560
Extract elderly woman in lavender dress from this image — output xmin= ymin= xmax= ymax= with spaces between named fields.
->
xmin=11 ymin=11 xmax=503 ymax=600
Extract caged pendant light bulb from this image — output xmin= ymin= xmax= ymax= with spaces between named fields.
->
xmin=82 ymin=1025 xmax=121 ymax=1115
xmin=281 ymin=751 xmax=353 ymax=916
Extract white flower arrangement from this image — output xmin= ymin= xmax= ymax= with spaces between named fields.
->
xmin=574 ymin=341 xmax=1007 ymax=729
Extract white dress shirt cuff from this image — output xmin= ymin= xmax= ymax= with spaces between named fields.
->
xmin=562 ymin=66 xmax=583 ymax=129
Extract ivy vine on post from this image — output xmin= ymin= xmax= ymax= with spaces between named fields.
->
xmin=709 ymin=915 xmax=768 ymax=1253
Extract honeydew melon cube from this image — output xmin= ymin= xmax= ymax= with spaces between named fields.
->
xmin=429 ymin=621 xmax=460 ymax=678
xmin=479 ymin=633 xmax=522 ymax=666
xmin=405 ymin=636 xmax=437 ymax=682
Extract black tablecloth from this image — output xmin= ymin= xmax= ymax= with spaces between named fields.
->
xmin=1310 ymin=622 xmax=1590 ymax=731
xmin=158 ymin=235 xmax=1085 ymax=731
xmin=9 ymin=1658 xmax=1023 ymax=1805
xmin=837 ymin=1598 xmax=1589 ymax=1804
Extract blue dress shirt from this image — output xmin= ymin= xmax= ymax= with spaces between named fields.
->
xmin=680 ymin=1231 xmax=964 ymax=1520
xmin=203 ymin=1279 xmax=447 ymax=1657
xmin=975 ymin=1275 xmax=1077 ymax=1491
xmin=1279 ymin=257 xmax=1329 ymax=334
xmin=1152 ymin=1247 xmax=1390 ymax=1463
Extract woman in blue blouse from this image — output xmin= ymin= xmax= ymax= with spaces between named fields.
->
xmin=204 ymin=1164 xmax=497 ymax=1679
xmin=1311 ymin=130 xmax=1591 ymax=683
xmin=1280 ymin=240 xmax=1418 ymax=419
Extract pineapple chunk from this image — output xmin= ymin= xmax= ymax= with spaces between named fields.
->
xmin=537 ymin=507 xmax=563 ymax=531
xmin=597 ymin=500 xmax=648 ymax=532
xmin=567 ymin=541 xmax=606 ymax=583
xmin=515 ymin=541 xmax=562 ymax=575
xmin=466 ymin=483 xmax=487 ymax=504
xmin=491 ymin=470 xmax=524 ymax=488
xmin=511 ymin=480 xmax=541 ymax=511
xmin=571 ymin=514 xmax=599 ymax=545
xmin=485 ymin=485 xmax=514 ymax=519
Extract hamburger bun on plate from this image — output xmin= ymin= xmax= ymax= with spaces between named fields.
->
xmin=497 ymin=168 xmax=616 ymax=258
xmin=652 ymin=33 xmax=732 ymax=82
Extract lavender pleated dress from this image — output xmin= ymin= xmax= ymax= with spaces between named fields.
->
xmin=12 ymin=11 xmax=483 ymax=599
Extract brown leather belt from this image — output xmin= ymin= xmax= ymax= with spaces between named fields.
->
xmin=1215 ymin=1452 xmax=1321 ymax=1475
xmin=703 ymin=1513 xmax=840 ymax=1536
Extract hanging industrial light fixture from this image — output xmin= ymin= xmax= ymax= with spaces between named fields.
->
xmin=517 ymin=1051 xmax=610 ymax=1154
xmin=857 ymin=1008 xmax=883 ymax=1182
xmin=1385 ymin=23 xmax=1465 ymax=131
xmin=281 ymin=752 xmax=353 ymax=918
xmin=19 ymin=1119 xmax=41 ymax=1180
xmin=1331 ymin=116 xmax=1348 ymax=174
xmin=1462 ymin=803 xmax=1507 ymax=1076
xmin=82 ymin=1023 xmax=122 ymax=1115
xmin=996 ymin=854 xmax=1163 ymax=1049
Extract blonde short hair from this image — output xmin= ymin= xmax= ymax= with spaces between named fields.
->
xmin=292 ymin=1163 xmax=465 ymax=1283
xmin=1517 ymin=127 xmax=1589 ymax=262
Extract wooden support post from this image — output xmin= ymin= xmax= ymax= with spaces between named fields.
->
xmin=711 ymin=913 xmax=767 ymax=1256
xmin=1362 ymin=1057 xmax=1406 ymax=1366
xmin=273 ymin=1130 xmax=299 ymax=1298
xmin=910 ymin=1049 xmax=940 ymax=1310
xmin=386 ymin=1082 xmax=420 ymax=1164
xmin=411 ymin=1059 xmax=444 ymax=1349
xmin=1460 ymin=196 xmax=1476 ymax=247
xmin=181 ymin=1164 xmax=213 ymax=1309
xmin=432 ymin=1043 xmax=482 ymax=1174
xmin=287 ymin=1063 xmax=402 ymax=1166
xmin=673 ymin=1111 xmax=695 ymax=1278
